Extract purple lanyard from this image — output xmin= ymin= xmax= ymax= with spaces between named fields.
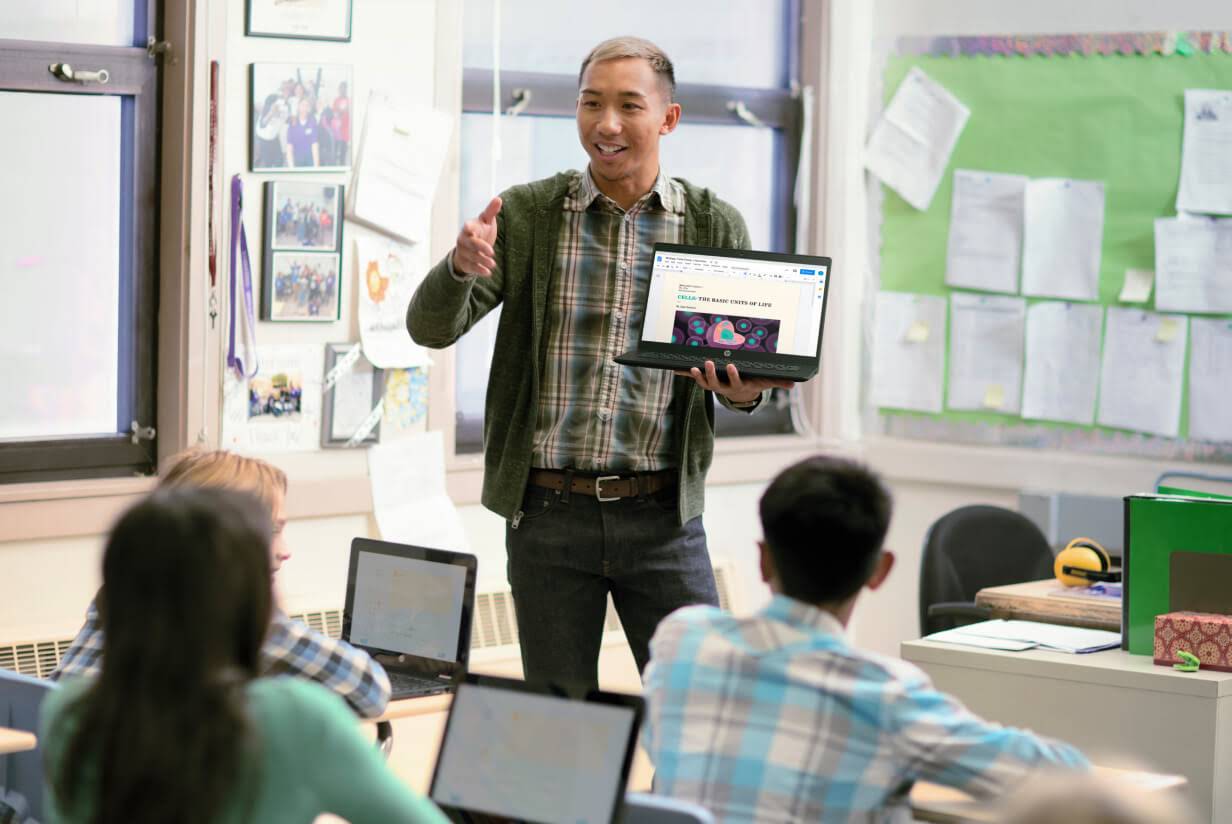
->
xmin=228 ymin=174 xmax=258 ymax=378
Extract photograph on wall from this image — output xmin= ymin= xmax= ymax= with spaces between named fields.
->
xmin=672 ymin=311 xmax=781 ymax=352
xmin=265 ymin=181 xmax=342 ymax=252
xmin=247 ymin=369 xmax=303 ymax=421
xmin=262 ymin=251 xmax=341 ymax=322
xmin=251 ymin=62 xmax=352 ymax=172
xmin=222 ymin=344 xmax=323 ymax=454
xmin=246 ymin=0 xmax=352 ymax=42
xmin=321 ymin=343 xmax=383 ymax=447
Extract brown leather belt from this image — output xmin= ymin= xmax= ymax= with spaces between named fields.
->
xmin=527 ymin=468 xmax=676 ymax=502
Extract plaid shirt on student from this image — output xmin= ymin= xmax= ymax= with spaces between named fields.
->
xmin=643 ymin=596 xmax=1089 ymax=824
xmin=52 ymin=599 xmax=392 ymax=718
xmin=531 ymin=169 xmax=686 ymax=472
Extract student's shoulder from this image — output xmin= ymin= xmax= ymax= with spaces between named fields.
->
xmin=651 ymin=604 xmax=731 ymax=645
xmin=248 ymin=676 xmax=352 ymax=725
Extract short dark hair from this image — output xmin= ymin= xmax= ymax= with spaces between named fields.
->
xmin=758 ymin=455 xmax=892 ymax=604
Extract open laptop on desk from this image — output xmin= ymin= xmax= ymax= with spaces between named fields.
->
xmin=614 ymin=243 xmax=832 ymax=382
xmin=342 ymin=538 xmax=477 ymax=700
xmin=429 ymin=674 xmax=644 ymax=824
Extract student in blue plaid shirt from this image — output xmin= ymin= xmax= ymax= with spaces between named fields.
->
xmin=642 ymin=455 xmax=1089 ymax=823
xmin=51 ymin=449 xmax=391 ymax=719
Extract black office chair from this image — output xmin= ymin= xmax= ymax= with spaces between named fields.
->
xmin=918 ymin=505 xmax=1055 ymax=637
xmin=0 ymin=668 xmax=56 ymax=823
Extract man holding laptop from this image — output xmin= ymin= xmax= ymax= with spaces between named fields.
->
xmin=407 ymin=36 xmax=794 ymax=689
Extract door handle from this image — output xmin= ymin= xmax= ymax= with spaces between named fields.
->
xmin=49 ymin=63 xmax=110 ymax=85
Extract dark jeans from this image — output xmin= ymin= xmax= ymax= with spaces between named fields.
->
xmin=505 ymin=482 xmax=719 ymax=692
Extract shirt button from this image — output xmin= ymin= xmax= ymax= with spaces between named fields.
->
xmin=619 ymin=262 xmax=629 ymax=271
xmin=614 ymin=310 xmax=624 ymax=319
xmin=598 ymin=409 xmax=611 ymax=422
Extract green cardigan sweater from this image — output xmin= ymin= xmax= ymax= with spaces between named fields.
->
xmin=407 ymin=171 xmax=752 ymax=524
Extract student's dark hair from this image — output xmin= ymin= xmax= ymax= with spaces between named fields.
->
xmin=759 ymin=455 xmax=892 ymax=604
xmin=50 ymin=487 xmax=273 ymax=824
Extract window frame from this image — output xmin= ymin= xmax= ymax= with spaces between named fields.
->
xmin=0 ymin=6 xmax=161 ymax=484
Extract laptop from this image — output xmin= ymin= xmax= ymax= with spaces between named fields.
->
xmin=341 ymin=538 xmax=477 ymax=700
xmin=615 ymin=242 xmax=832 ymax=382
xmin=429 ymin=674 xmax=644 ymax=824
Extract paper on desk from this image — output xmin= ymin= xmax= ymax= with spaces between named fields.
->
xmin=1153 ymin=216 xmax=1232 ymax=313
xmin=946 ymin=293 xmax=1025 ymax=414
xmin=1021 ymin=301 xmax=1103 ymax=425
xmin=925 ymin=628 xmax=1037 ymax=652
xmin=1118 ymin=268 xmax=1154 ymax=304
xmin=933 ymin=619 xmax=1121 ymax=653
xmin=1188 ymin=317 xmax=1232 ymax=443
xmin=865 ymin=67 xmax=970 ymax=211
xmin=367 ymin=431 xmax=469 ymax=551
xmin=1021 ymin=178 xmax=1105 ymax=301
xmin=945 ymin=170 xmax=1027 ymax=293
xmin=871 ymin=292 xmax=947 ymax=413
xmin=1176 ymin=89 xmax=1232 ymax=215
xmin=1096 ymin=308 xmax=1188 ymax=438
xmin=349 ymin=91 xmax=453 ymax=243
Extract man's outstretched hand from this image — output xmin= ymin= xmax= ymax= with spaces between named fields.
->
xmin=452 ymin=196 xmax=502 ymax=277
xmin=675 ymin=361 xmax=794 ymax=404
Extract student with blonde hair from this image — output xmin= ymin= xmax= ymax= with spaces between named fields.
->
xmin=52 ymin=449 xmax=391 ymax=717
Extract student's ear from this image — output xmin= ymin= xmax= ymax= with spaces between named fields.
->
xmin=865 ymin=550 xmax=895 ymax=591
xmin=757 ymin=540 xmax=775 ymax=586
xmin=660 ymin=101 xmax=681 ymax=135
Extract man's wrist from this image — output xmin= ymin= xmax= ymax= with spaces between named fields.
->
xmin=447 ymin=250 xmax=477 ymax=282
xmin=726 ymin=394 xmax=762 ymax=410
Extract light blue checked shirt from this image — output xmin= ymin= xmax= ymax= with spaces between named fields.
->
xmin=642 ymin=596 xmax=1089 ymax=824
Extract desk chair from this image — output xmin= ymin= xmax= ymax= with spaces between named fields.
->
xmin=622 ymin=793 xmax=716 ymax=824
xmin=0 ymin=669 xmax=55 ymax=823
xmin=919 ymin=505 xmax=1055 ymax=637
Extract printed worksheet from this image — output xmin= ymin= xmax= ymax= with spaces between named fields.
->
xmin=865 ymin=67 xmax=970 ymax=211
xmin=946 ymin=293 xmax=1026 ymax=414
xmin=1188 ymin=318 xmax=1232 ymax=443
xmin=1021 ymin=302 xmax=1103 ymax=425
xmin=1154 ymin=216 xmax=1232 ymax=313
xmin=1095 ymin=308 xmax=1187 ymax=438
xmin=945 ymin=170 xmax=1027 ymax=293
xmin=1021 ymin=178 xmax=1105 ymax=301
xmin=1176 ymin=89 xmax=1232 ymax=215
xmin=870 ymin=292 xmax=947 ymax=413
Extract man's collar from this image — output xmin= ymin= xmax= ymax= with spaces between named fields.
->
xmin=565 ymin=167 xmax=685 ymax=215
xmin=762 ymin=593 xmax=846 ymax=637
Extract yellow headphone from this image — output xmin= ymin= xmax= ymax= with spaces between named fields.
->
xmin=1054 ymin=537 xmax=1120 ymax=587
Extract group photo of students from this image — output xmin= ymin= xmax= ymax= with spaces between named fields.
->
xmin=3 ymin=2 xmax=1230 ymax=824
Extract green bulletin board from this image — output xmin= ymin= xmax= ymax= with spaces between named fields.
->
xmin=875 ymin=44 xmax=1232 ymax=459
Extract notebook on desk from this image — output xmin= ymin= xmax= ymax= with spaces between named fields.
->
xmin=429 ymin=674 xmax=644 ymax=824
xmin=341 ymin=538 xmax=477 ymax=700
xmin=926 ymin=619 xmax=1121 ymax=654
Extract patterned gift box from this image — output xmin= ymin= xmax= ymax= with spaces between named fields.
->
xmin=1154 ymin=611 xmax=1232 ymax=672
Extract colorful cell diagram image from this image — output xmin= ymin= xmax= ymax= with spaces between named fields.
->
xmin=671 ymin=311 xmax=781 ymax=352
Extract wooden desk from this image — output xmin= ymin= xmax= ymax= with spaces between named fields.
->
xmin=903 ymin=639 xmax=1232 ymax=822
xmin=375 ymin=694 xmax=452 ymax=722
xmin=975 ymin=578 xmax=1120 ymax=631
xmin=0 ymin=727 xmax=36 ymax=755
xmin=909 ymin=767 xmax=1186 ymax=823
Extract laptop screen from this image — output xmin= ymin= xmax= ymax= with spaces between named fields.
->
xmin=641 ymin=247 xmax=829 ymax=357
xmin=431 ymin=682 xmax=640 ymax=824
xmin=348 ymin=548 xmax=470 ymax=662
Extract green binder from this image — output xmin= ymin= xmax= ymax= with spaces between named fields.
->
xmin=1123 ymin=494 xmax=1232 ymax=655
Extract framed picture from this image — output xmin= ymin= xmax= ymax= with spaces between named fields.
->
xmin=251 ymin=63 xmax=352 ymax=172
xmin=262 ymin=250 xmax=342 ymax=322
xmin=265 ymin=180 xmax=342 ymax=252
xmin=246 ymin=0 xmax=352 ymax=42
xmin=321 ymin=343 xmax=383 ymax=447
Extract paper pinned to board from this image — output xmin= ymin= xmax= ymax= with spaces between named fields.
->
xmin=946 ymin=293 xmax=1026 ymax=415
xmin=865 ymin=67 xmax=970 ymax=211
xmin=1021 ymin=301 xmax=1103 ymax=426
xmin=1188 ymin=318 xmax=1232 ymax=443
xmin=945 ymin=169 xmax=1027 ymax=294
xmin=1153 ymin=216 xmax=1232 ymax=314
xmin=355 ymin=234 xmax=433 ymax=369
xmin=871 ymin=292 xmax=947 ymax=414
xmin=1021 ymin=178 xmax=1105 ymax=301
xmin=1096 ymin=308 xmax=1187 ymax=438
xmin=981 ymin=384 xmax=1005 ymax=409
xmin=1118 ymin=268 xmax=1154 ymax=304
xmin=221 ymin=344 xmax=323 ymax=454
xmin=1176 ymin=89 xmax=1232 ymax=215
xmin=367 ymin=431 xmax=469 ymax=551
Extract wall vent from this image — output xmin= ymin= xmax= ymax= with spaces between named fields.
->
xmin=1 ymin=561 xmax=740 ymax=679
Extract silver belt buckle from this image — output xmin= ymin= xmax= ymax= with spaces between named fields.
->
xmin=595 ymin=474 xmax=621 ymax=502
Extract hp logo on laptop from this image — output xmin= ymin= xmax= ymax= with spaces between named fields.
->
xmin=723 ymin=350 xmax=731 ymax=357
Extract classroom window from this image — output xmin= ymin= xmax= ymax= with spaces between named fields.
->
xmin=0 ymin=3 xmax=161 ymax=483
xmin=455 ymin=0 xmax=804 ymax=454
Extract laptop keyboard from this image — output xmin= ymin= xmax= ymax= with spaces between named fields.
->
xmin=388 ymin=670 xmax=450 ymax=697
xmin=637 ymin=351 xmax=800 ymax=371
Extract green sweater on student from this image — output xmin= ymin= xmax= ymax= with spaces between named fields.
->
xmin=41 ymin=677 xmax=448 ymax=824
xmin=406 ymin=171 xmax=751 ymax=524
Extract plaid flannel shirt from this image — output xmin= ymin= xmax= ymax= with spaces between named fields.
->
xmin=642 ymin=596 xmax=1089 ymax=824
xmin=530 ymin=169 xmax=685 ymax=472
xmin=51 ymin=599 xmax=392 ymax=718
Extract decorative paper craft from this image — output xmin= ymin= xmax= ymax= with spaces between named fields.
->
xmin=222 ymin=343 xmax=323 ymax=453
xmin=382 ymin=368 xmax=429 ymax=440
xmin=321 ymin=342 xmax=383 ymax=447
xmin=354 ymin=235 xmax=433 ymax=368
